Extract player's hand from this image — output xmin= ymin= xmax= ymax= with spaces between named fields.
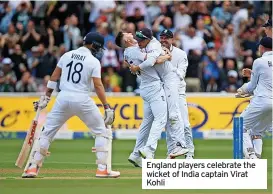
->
xmin=33 ymin=95 xmax=50 ymax=111
xmin=129 ymin=65 xmax=140 ymax=75
xmin=104 ymin=104 xmax=115 ymax=125
xmin=242 ymin=68 xmax=252 ymax=78
xmin=235 ymin=93 xmax=252 ymax=98
xmin=237 ymin=83 xmax=248 ymax=96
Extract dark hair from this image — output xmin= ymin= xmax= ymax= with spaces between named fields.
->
xmin=115 ymin=31 xmax=124 ymax=48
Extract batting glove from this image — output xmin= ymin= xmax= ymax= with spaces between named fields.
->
xmin=33 ymin=95 xmax=50 ymax=111
xmin=103 ymin=104 xmax=115 ymax=125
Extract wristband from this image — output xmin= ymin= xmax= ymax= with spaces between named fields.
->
xmin=104 ymin=104 xmax=110 ymax=109
xmin=47 ymin=80 xmax=57 ymax=90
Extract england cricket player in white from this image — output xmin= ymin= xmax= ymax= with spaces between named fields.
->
xmin=236 ymin=37 xmax=272 ymax=159
xmin=23 ymin=32 xmax=120 ymax=178
xmin=115 ymin=32 xmax=171 ymax=164
xmin=159 ymin=29 xmax=195 ymax=159
xmin=130 ymin=28 xmax=189 ymax=159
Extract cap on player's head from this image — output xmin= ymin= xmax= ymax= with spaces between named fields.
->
xmin=83 ymin=32 xmax=105 ymax=50
xmin=135 ymin=28 xmax=152 ymax=42
xmin=115 ymin=31 xmax=124 ymax=48
xmin=258 ymin=36 xmax=272 ymax=49
xmin=160 ymin=29 xmax=174 ymax=39
xmin=263 ymin=19 xmax=272 ymax=28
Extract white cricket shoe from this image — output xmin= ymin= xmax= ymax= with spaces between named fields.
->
xmin=22 ymin=163 xmax=39 ymax=178
xmin=185 ymin=155 xmax=194 ymax=159
xmin=138 ymin=147 xmax=154 ymax=159
xmin=96 ymin=168 xmax=120 ymax=178
xmin=249 ymin=153 xmax=258 ymax=159
xmin=128 ymin=154 xmax=142 ymax=167
xmin=169 ymin=146 xmax=189 ymax=158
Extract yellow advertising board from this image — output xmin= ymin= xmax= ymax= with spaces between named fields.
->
xmin=0 ymin=95 xmax=249 ymax=132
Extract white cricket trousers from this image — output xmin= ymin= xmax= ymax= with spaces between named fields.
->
xmin=240 ymin=97 xmax=272 ymax=136
xmin=132 ymin=84 xmax=167 ymax=155
xmin=39 ymin=91 xmax=108 ymax=169
xmin=164 ymin=80 xmax=187 ymax=151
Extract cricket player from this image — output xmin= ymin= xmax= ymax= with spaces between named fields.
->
xmin=115 ymin=32 xmax=171 ymax=164
xmin=130 ymin=28 xmax=189 ymax=159
xmin=159 ymin=29 xmax=195 ymax=159
xmin=236 ymin=37 xmax=272 ymax=159
xmin=23 ymin=32 xmax=120 ymax=178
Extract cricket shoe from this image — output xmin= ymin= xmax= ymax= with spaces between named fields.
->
xmin=22 ymin=163 xmax=39 ymax=178
xmin=138 ymin=147 xmax=154 ymax=159
xmin=95 ymin=169 xmax=120 ymax=178
xmin=185 ymin=155 xmax=194 ymax=159
xmin=166 ymin=155 xmax=175 ymax=159
xmin=128 ymin=153 xmax=142 ymax=167
xmin=169 ymin=144 xmax=189 ymax=158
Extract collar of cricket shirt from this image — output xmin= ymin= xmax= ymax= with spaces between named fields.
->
xmin=262 ymin=51 xmax=273 ymax=57
xmin=170 ymin=44 xmax=174 ymax=52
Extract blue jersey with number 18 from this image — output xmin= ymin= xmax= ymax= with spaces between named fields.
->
xmin=57 ymin=46 xmax=101 ymax=94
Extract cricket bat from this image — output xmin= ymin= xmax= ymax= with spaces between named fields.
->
xmin=106 ymin=125 xmax=112 ymax=174
xmin=15 ymin=108 xmax=41 ymax=168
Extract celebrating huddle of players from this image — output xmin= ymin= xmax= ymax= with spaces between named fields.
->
xmin=115 ymin=28 xmax=195 ymax=167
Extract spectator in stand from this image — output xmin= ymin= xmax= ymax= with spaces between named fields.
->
xmin=174 ymin=3 xmax=192 ymax=32
xmin=0 ymin=58 xmax=17 ymax=92
xmin=10 ymin=44 xmax=28 ymax=80
xmin=103 ymin=75 xmax=112 ymax=92
xmin=126 ymin=7 xmax=144 ymax=25
xmin=196 ymin=18 xmax=213 ymax=43
xmin=152 ymin=15 xmax=174 ymax=39
xmin=145 ymin=2 xmax=161 ymax=26
xmin=221 ymin=70 xmax=241 ymax=93
xmin=32 ymin=43 xmax=57 ymax=82
xmin=102 ymin=66 xmax=122 ymax=92
xmin=0 ymin=2 xmax=14 ymax=34
xmin=101 ymin=41 xmax=119 ymax=68
xmin=240 ymin=27 xmax=259 ymax=59
xmin=63 ymin=14 xmax=81 ymax=51
xmin=180 ymin=25 xmax=206 ymax=55
xmin=211 ymin=1 xmax=232 ymax=27
xmin=97 ymin=23 xmax=115 ymax=47
xmin=185 ymin=49 xmax=202 ymax=92
xmin=48 ymin=18 xmax=64 ymax=47
xmin=212 ymin=16 xmax=239 ymax=68
xmin=202 ymin=42 xmax=221 ymax=92
xmin=12 ymin=1 xmax=31 ymax=31
xmin=0 ymin=23 xmax=20 ymax=57
xmin=21 ymin=20 xmax=41 ymax=53
xmin=15 ymin=71 xmax=37 ymax=92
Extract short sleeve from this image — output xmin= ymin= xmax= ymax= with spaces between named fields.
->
xmin=91 ymin=59 xmax=101 ymax=78
xmin=57 ymin=54 xmax=65 ymax=68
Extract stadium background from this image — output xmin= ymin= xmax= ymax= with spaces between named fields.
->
xmin=0 ymin=1 xmax=272 ymax=139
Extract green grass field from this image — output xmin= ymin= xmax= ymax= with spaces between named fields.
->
xmin=0 ymin=139 xmax=272 ymax=194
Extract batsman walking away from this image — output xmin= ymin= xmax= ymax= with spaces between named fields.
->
xmin=16 ymin=32 xmax=120 ymax=178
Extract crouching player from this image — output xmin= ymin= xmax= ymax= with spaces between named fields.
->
xmin=236 ymin=37 xmax=272 ymax=159
xmin=23 ymin=32 xmax=120 ymax=178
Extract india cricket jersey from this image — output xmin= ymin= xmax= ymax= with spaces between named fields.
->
xmin=57 ymin=46 xmax=101 ymax=94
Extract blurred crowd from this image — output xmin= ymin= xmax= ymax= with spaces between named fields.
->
xmin=0 ymin=1 xmax=272 ymax=93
